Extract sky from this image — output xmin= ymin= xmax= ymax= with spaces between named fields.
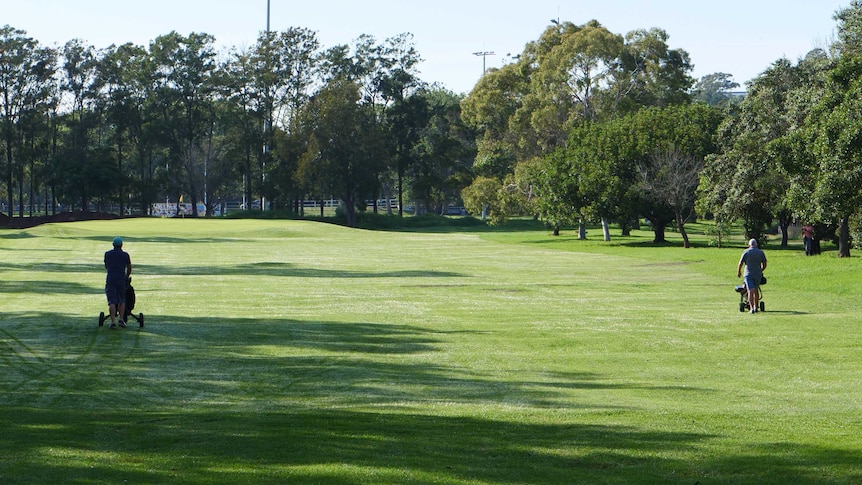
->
xmin=1 ymin=0 xmax=850 ymax=94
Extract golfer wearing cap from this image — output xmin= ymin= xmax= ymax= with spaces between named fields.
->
xmin=737 ymin=238 xmax=767 ymax=314
xmin=104 ymin=237 xmax=132 ymax=328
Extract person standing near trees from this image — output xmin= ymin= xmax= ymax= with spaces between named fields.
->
xmin=802 ymin=224 xmax=815 ymax=256
xmin=737 ymin=238 xmax=767 ymax=314
xmin=104 ymin=237 xmax=132 ymax=328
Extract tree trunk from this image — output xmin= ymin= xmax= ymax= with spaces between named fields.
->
xmin=676 ymin=213 xmax=690 ymax=248
xmin=601 ymin=218 xmax=610 ymax=241
xmin=838 ymin=216 xmax=851 ymax=258
xmin=651 ymin=220 xmax=668 ymax=244
xmin=578 ymin=218 xmax=587 ymax=240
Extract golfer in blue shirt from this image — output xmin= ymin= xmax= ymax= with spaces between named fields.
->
xmin=104 ymin=237 xmax=132 ymax=328
xmin=737 ymin=238 xmax=767 ymax=314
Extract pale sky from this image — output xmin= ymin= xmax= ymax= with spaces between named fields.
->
xmin=1 ymin=0 xmax=849 ymax=94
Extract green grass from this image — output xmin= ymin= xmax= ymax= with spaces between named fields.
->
xmin=1 ymin=218 xmax=860 ymax=484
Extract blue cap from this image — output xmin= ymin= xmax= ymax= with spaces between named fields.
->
xmin=112 ymin=237 xmax=123 ymax=247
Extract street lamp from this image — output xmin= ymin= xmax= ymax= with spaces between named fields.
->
xmin=473 ymin=51 xmax=495 ymax=75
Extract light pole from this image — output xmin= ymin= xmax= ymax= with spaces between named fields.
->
xmin=473 ymin=51 xmax=495 ymax=76
xmin=262 ymin=0 xmax=271 ymax=211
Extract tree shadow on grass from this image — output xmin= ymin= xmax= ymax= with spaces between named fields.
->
xmin=73 ymin=234 xmax=258 ymax=245
xmin=0 ymin=279 xmax=97 ymax=295
xmin=1 ymin=406 xmax=712 ymax=484
xmin=134 ymin=262 xmax=466 ymax=278
xmin=0 ymin=260 xmax=466 ymax=279
xmin=3 ymin=405 xmax=859 ymax=484
xmin=0 ymin=262 xmax=100 ymax=274
xmin=2 ymin=313 xmax=858 ymax=483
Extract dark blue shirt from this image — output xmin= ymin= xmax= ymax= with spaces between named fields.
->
xmin=104 ymin=248 xmax=131 ymax=284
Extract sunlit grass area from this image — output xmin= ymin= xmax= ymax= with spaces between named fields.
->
xmin=1 ymin=218 xmax=860 ymax=484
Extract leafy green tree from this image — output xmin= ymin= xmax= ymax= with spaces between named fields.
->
xmin=0 ymin=26 xmax=56 ymax=216
xmin=698 ymin=55 xmax=829 ymax=246
xmin=691 ymin=72 xmax=740 ymax=106
xmin=57 ymin=39 xmax=110 ymax=212
xmin=462 ymin=20 xmax=694 ymax=228
xmin=148 ymin=31 xmax=220 ymax=216
xmin=96 ymin=42 xmax=149 ymax=214
xmin=246 ymin=28 xmax=321 ymax=209
xmin=302 ymin=77 xmax=384 ymax=227
xmin=408 ymin=87 xmax=475 ymax=214
xmin=803 ymin=55 xmax=862 ymax=257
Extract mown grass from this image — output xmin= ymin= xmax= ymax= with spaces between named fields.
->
xmin=0 ymin=218 xmax=860 ymax=484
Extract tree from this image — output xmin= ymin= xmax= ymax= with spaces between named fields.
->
xmin=408 ymin=87 xmax=474 ymax=215
xmin=247 ymin=28 xmax=321 ymax=209
xmin=698 ymin=56 xmax=828 ymax=246
xmin=302 ymin=77 xmax=384 ymax=227
xmin=0 ymin=26 xmax=56 ymax=216
xmin=96 ymin=42 xmax=149 ymax=214
xmin=148 ymin=31 xmax=220 ymax=216
xmin=691 ymin=72 xmax=740 ymax=106
xmin=638 ymin=147 xmax=703 ymax=248
xmin=804 ymin=55 xmax=862 ymax=257
xmin=462 ymin=20 xmax=694 ymax=228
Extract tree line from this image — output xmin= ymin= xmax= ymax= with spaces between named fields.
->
xmin=458 ymin=2 xmax=862 ymax=257
xmin=0 ymin=26 xmax=475 ymax=227
xmin=4 ymin=3 xmax=862 ymax=256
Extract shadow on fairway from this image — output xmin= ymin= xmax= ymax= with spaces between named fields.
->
xmin=3 ymin=404 xmax=858 ymax=484
xmin=3 ymin=312 xmax=859 ymax=483
xmin=134 ymin=262 xmax=465 ymax=278
xmin=0 ymin=279 xmax=97 ymax=295
xmin=0 ymin=262 xmax=99 ymax=274
xmin=73 ymin=234 xmax=255 ymax=245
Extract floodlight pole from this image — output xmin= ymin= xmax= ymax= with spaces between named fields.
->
xmin=473 ymin=51 xmax=495 ymax=75
xmin=261 ymin=0 xmax=271 ymax=211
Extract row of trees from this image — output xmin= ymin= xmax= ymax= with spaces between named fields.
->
xmin=459 ymin=2 xmax=862 ymax=257
xmin=0 ymin=26 xmax=475 ymax=226
xmin=4 ymin=3 xmax=862 ymax=257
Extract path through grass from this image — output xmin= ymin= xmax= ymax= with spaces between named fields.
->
xmin=1 ymin=218 xmax=860 ymax=484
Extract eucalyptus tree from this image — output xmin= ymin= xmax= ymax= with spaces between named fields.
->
xmin=0 ymin=25 xmax=56 ymax=217
xmin=783 ymin=1 xmax=862 ymax=257
xmin=699 ymin=52 xmax=832 ymax=246
xmin=375 ymin=33 xmax=425 ymax=215
xmin=459 ymin=61 xmax=525 ymax=179
xmin=461 ymin=20 xmax=694 ymax=229
xmin=691 ymin=72 xmax=740 ymax=106
xmin=314 ymin=33 xmax=425 ymax=215
xmin=240 ymin=27 xmax=320 ymax=209
xmin=407 ymin=87 xmax=475 ymax=214
xmin=301 ymin=76 xmax=384 ymax=227
xmin=148 ymin=31 xmax=220 ymax=216
xmin=96 ymin=42 xmax=150 ymax=214
xmin=796 ymin=54 xmax=862 ymax=257
xmin=55 ymin=38 xmax=116 ymax=212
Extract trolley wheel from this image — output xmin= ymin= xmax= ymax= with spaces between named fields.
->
xmin=99 ymin=311 xmax=106 ymax=326
xmin=139 ymin=313 xmax=144 ymax=328
xmin=759 ymin=302 xmax=765 ymax=312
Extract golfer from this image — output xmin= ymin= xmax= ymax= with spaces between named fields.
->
xmin=104 ymin=237 xmax=132 ymax=328
xmin=737 ymin=238 xmax=767 ymax=314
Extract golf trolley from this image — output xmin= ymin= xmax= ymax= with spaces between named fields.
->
xmin=99 ymin=276 xmax=144 ymax=327
xmin=735 ymin=276 xmax=766 ymax=313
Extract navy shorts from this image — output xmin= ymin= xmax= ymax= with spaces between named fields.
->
xmin=105 ymin=280 xmax=127 ymax=305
